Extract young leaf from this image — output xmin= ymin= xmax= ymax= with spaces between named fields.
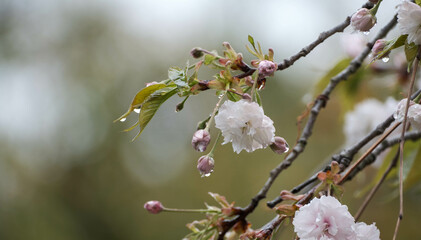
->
xmin=132 ymin=86 xmax=177 ymax=140
xmin=404 ymin=42 xmax=418 ymax=72
xmin=114 ymin=83 xmax=166 ymax=122
xmin=204 ymin=54 xmax=217 ymax=65
xmin=248 ymin=35 xmax=255 ymax=47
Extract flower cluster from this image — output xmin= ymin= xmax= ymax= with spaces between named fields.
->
xmin=215 ymin=99 xmax=276 ymax=153
xmin=293 ymin=196 xmax=380 ymax=240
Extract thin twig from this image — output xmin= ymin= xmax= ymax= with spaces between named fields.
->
xmin=345 ymin=131 xmax=421 ymax=182
xmin=393 ymin=46 xmax=421 ymax=240
xmin=338 ymin=122 xmax=400 ymax=184
xmin=276 ymin=3 xmax=374 ymax=70
xmin=354 ymin=150 xmax=399 ymax=221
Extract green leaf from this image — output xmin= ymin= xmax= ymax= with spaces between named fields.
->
xmin=168 ymin=67 xmax=184 ymax=81
xmin=226 ymin=91 xmax=241 ymax=102
xmin=114 ymin=83 xmax=166 ymax=122
xmin=254 ymin=91 xmax=262 ymax=106
xmin=248 ymin=35 xmax=255 ymax=47
xmin=416 ymin=0 xmax=421 ymax=6
xmin=131 ymin=86 xmax=177 ymax=140
xmin=403 ymin=141 xmax=421 ymax=190
xmin=204 ymin=54 xmax=216 ymax=65
xmin=404 ymin=42 xmax=418 ymax=72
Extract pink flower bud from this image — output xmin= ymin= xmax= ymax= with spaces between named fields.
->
xmin=242 ymin=93 xmax=252 ymax=101
xmin=351 ymin=8 xmax=376 ymax=32
xmin=146 ymin=81 xmax=158 ymax=87
xmin=197 ymin=155 xmax=214 ymax=177
xmin=191 ymin=129 xmax=211 ymax=152
xmin=371 ymin=39 xmax=388 ymax=58
xmin=369 ymin=0 xmax=379 ymax=3
xmin=144 ymin=200 xmax=164 ymax=214
xmin=270 ymin=136 xmax=289 ymax=154
xmin=258 ymin=60 xmax=277 ymax=77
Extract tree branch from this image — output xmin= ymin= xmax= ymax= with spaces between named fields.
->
xmin=217 ymin=10 xmax=398 ymax=240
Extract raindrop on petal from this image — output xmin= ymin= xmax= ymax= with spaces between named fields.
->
xmin=120 ymin=118 xmax=127 ymax=122
xmin=381 ymin=57 xmax=390 ymax=63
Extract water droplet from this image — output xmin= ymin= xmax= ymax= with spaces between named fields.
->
xmin=218 ymin=93 xmax=224 ymax=99
xmin=381 ymin=57 xmax=390 ymax=63
xmin=362 ymin=31 xmax=370 ymax=35
xmin=202 ymin=173 xmax=211 ymax=177
xmin=134 ymin=108 xmax=140 ymax=113
xmin=120 ymin=118 xmax=126 ymax=122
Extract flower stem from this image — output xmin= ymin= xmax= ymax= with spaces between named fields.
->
xmin=393 ymin=45 xmax=421 ymax=240
xmin=163 ymin=208 xmax=219 ymax=214
xmin=204 ymin=90 xmax=227 ymax=132
xmin=207 ymin=132 xmax=221 ymax=158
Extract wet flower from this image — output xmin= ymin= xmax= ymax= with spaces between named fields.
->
xmin=351 ymin=8 xmax=376 ymax=32
xmin=397 ymin=1 xmax=421 ymax=45
xmin=394 ymin=99 xmax=421 ymax=130
xmin=215 ymin=100 xmax=275 ymax=153
xmin=191 ymin=129 xmax=211 ymax=152
xmin=353 ymin=222 xmax=380 ymax=240
xmin=293 ymin=196 xmax=356 ymax=240
xmin=197 ymin=155 xmax=215 ymax=177
xmin=270 ymin=136 xmax=289 ymax=154
xmin=258 ymin=60 xmax=277 ymax=77
xmin=144 ymin=200 xmax=164 ymax=214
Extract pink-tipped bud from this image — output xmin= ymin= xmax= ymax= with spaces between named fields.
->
xmin=144 ymin=200 xmax=164 ymax=214
xmin=258 ymin=60 xmax=277 ymax=77
xmin=270 ymin=136 xmax=289 ymax=154
xmin=242 ymin=93 xmax=252 ymax=101
xmin=191 ymin=130 xmax=211 ymax=152
xmin=197 ymin=155 xmax=214 ymax=177
xmin=146 ymin=81 xmax=158 ymax=87
xmin=351 ymin=8 xmax=376 ymax=32
xmin=371 ymin=39 xmax=388 ymax=58
xmin=222 ymin=42 xmax=232 ymax=50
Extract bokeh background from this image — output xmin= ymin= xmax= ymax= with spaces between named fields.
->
xmin=1 ymin=0 xmax=420 ymax=239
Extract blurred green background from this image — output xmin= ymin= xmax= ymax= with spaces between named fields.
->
xmin=1 ymin=0 xmax=421 ymax=239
